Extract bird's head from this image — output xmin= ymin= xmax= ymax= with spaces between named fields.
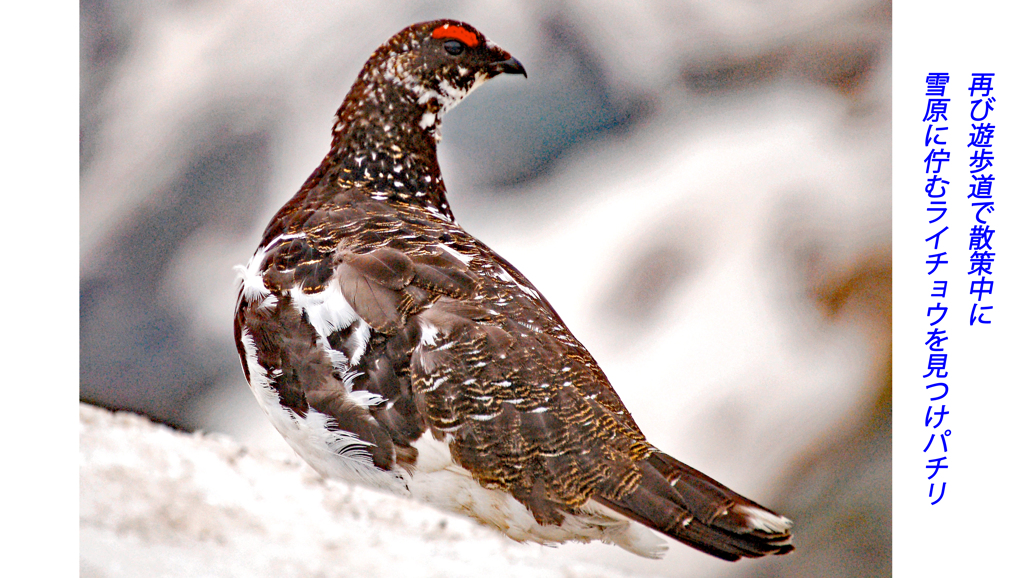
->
xmin=353 ymin=20 xmax=526 ymax=126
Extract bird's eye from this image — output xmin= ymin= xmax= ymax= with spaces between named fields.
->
xmin=443 ymin=40 xmax=465 ymax=56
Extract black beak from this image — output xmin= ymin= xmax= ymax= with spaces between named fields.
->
xmin=492 ymin=56 xmax=527 ymax=79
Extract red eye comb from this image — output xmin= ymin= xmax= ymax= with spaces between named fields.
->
xmin=431 ymin=24 xmax=479 ymax=47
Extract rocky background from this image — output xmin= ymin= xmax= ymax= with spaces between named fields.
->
xmin=80 ymin=1 xmax=891 ymax=576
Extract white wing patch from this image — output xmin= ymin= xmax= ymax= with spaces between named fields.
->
xmin=419 ymin=321 xmax=440 ymax=346
xmin=287 ymin=283 xmax=377 ymax=407
xmin=234 ymin=246 xmax=272 ymax=303
xmin=238 ymin=327 xmax=407 ymax=493
xmin=289 ymin=283 xmax=362 ymax=349
xmin=349 ymin=389 xmax=385 ymax=408
xmin=235 ymin=234 xmax=309 ymax=307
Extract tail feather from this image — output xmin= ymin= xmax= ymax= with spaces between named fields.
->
xmin=596 ymin=451 xmax=793 ymax=561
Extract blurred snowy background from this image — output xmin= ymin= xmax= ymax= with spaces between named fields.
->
xmin=80 ymin=0 xmax=891 ymax=576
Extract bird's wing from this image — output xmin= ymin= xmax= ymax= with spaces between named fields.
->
xmin=408 ymin=288 xmax=655 ymax=525
xmin=236 ymin=191 xmax=791 ymax=559
xmin=236 ymin=188 xmax=651 ymax=498
xmin=403 ymin=243 xmax=792 ymax=559
xmin=234 ymin=193 xmax=463 ymax=472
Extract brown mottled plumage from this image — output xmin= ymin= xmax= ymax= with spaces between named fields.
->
xmin=234 ymin=19 xmax=793 ymax=561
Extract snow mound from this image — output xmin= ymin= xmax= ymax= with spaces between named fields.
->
xmin=79 ymin=403 xmax=648 ymax=578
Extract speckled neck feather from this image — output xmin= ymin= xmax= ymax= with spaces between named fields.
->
xmin=326 ymin=47 xmax=451 ymax=218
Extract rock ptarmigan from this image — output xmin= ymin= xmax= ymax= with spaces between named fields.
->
xmin=234 ymin=19 xmax=793 ymax=561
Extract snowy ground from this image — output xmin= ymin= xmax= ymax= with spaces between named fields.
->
xmin=80 ymin=403 xmax=657 ymax=578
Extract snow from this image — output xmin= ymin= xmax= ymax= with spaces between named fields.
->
xmin=79 ymin=403 xmax=653 ymax=578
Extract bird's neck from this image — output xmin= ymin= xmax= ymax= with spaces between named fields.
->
xmin=321 ymin=78 xmax=455 ymax=220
